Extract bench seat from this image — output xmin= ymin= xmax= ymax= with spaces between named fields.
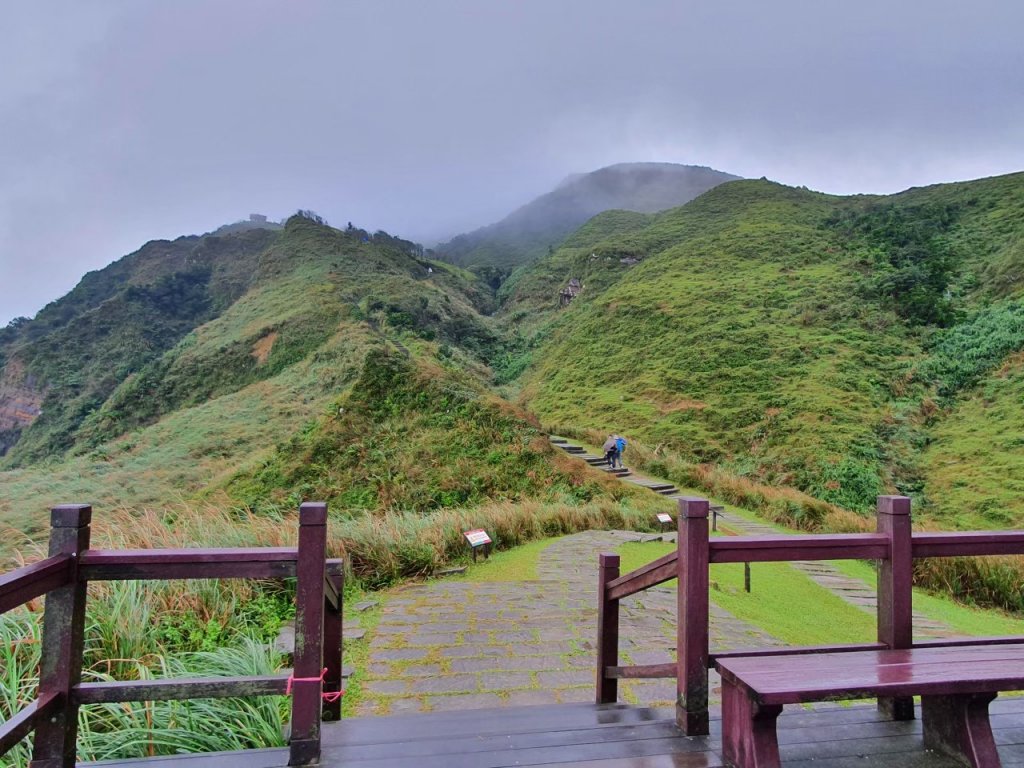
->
xmin=715 ymin=643 xmax=1024 ymax=768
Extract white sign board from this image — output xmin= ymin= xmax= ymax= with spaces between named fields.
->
xmin=464 ymin=529 xmax=492 ymax=547
xmin=656 ymin=513 xmax=673 ymax=524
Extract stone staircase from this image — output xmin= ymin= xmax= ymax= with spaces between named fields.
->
xmin=549 ymin=436 xmax=682 ymax=496
xmin=547 ymin=434 xmax=959 ymax=641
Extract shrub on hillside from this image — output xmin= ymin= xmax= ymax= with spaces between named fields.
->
xmin=917 ymin=300 xmax=1024 ymax=398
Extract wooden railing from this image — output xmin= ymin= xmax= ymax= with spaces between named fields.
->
xmin=596 ymin=495 xmax=1024 ymax=735
xmin=0 ymin=502 xmax=344 ymax=766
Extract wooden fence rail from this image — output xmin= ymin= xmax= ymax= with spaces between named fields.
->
xmin=0 ymin=502 xmax=343 ymax=767
xmin=596 ymin=494 xmax=1024 ymax=735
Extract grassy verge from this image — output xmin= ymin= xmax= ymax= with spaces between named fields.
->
xmin=831 ymin=559 xmax=1024 ymax=637
xmin=450 ymin=536 xmax=557 ymax=582
xmin=618 ymin=541 xmax=1024 ymax=648
xmin=617 ymin=542 xmax=876 ymax=645
xmin=339 ymin=583 xmax=383 ymax=719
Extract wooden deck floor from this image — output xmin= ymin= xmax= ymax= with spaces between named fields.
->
xmin=84 ymin=697 xmax=1024 ymax=767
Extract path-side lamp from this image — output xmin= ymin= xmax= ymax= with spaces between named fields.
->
xmin=463 ymin=528 xmax=492 ymax=562
xmin=657 ymin=512 xmax=672 ymax=533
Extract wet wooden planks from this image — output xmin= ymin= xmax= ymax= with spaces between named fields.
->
xmin=81 ymin=698 xmax=1024 ymax=768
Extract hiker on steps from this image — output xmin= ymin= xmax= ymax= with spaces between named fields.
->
xmin=613 ymin=434 xmax=627 ymax=469
xmin=602 ymin=434 xmax=618 ymax=468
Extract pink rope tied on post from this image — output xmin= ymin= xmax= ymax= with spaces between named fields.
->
xmin=286 ymin=667 xmax=345 ymax=702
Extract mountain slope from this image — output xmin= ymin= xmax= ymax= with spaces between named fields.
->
xmin=0 ymin=228 xmax=281 ymax=463
xmin=0 ymin=213 xmax=630 ymax=550
xmin=435 ymin=162 xmax=740 ymax=271
xmin=503 ymin=172 xmax=1024 ymax=524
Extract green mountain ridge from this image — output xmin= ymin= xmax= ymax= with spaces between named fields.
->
xmin=2 ymin=171 xmax=1024 ymax=548
xmin=503 ymin=173 xmax=1024 ymax=525
xmin=0 ymin=212 xmax=606 ymax=544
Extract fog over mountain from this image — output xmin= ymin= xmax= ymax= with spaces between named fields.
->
xmin=435 ymin=163 xmax=741 ymax=269
xmin=2 ymin=0 xmax=1023 ymax=323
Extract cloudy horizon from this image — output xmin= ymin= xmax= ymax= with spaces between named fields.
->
xmin=2 ymin=0 xmax=1022 ymax=323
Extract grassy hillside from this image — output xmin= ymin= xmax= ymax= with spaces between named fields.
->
xmin=0 ymin=229 xmax=280 ymax=464
xmin=504 ymin=173 xmax=1024 ymax=524
xmin=228 ymin=349 xmax=619 ymax=516
xmin=0 ymin=213 xmax=638 ymax=557
xmin=921 ymin=353 xmax=1024 ymax=528
xmin=5 ymin=172 xmax=1024 ymax=546
xmin=1 ymin=215 xmax=498 ymax=466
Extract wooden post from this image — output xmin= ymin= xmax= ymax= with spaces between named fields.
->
xmin=31 ymin=505 xmax=91 ymax=768
xmin=676 ymin=497 xmax=710 ymax=735
xmin=596 ymin=553 xmax=620 ymax=704
xmin=322 ymin=568 xmax=343 ymax=722
xmin=744 ymin=562 xmax=751 ymax=593
xmin=877 ymin=495 xmax=914 ymax=720
xmin=289 ymin=502 xmax=328 ymax=766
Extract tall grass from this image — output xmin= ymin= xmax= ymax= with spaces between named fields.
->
xmin=0 ymin=493 xmax=661 ymax=760
xmin=85 ymin=494 xmax=662 ymax=590
xmin=0 ymin=609 xmax=285 ymax=766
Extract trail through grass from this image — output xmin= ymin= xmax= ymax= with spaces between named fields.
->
xmin=452 ymin=536 xmax=557 ymax=582
xmin=617 ymin=542 xmax=876 ymax=645
xmin=832 ymin=558 xmax=1024 ymax=637
xmin=618 ymin=541 xmax=1024 ymax=646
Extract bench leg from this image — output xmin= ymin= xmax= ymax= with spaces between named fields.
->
xmin=879 ymin=695 xmax=916 ymax=721
xmin=721 ymin=679 xmax=783 ymax=768
xmin=922 ymin=692 xmax=1000 ymax=768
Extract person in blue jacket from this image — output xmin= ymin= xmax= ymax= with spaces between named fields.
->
xmin=613 ymin=434 xmax=627 ymax=468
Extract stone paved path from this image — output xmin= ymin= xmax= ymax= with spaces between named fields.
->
xmin=355 ymin=530 xmax=781 ymax=716
xmin=352 ymin=437 xmax=961 ymax=716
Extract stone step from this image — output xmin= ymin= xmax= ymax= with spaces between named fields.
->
xmin=562 ymin=446 xmax=585 ymax=454
xmin=655 ymin=488 xmax=680 ymax=496
xmin=640 ymin=483 xmax=676 ymax=492
xmin=549 ymin=437 xmax=568 ymax=445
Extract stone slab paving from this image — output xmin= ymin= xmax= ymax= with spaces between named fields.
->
xmin=352 ymin=436 xmax=963 ymax=717
xmin=355 ymin=530 xmax=782 ymax=716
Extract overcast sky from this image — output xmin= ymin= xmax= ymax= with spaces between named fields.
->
xmin=2 ymin=0 xmax=1022 ymax=324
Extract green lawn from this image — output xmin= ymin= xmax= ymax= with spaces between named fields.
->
xmin=831 ymin=558 xmax=1024 ymax=637
xmin=454 ymin=536 xmax=557 ymax=582
xmin=617 ymin=542 xmax=876 ymax=645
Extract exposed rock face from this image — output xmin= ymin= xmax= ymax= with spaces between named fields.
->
xmin=0 ymin=358 xmax=45 ymax=454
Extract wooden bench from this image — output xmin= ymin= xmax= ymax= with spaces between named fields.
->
xmin=715 ymin=643 xmax=1024 ymax=767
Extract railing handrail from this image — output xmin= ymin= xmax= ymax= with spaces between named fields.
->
xmin=606 ymin=529 xmax=1024 ymax=595
xmin=708 ymin=532 xmax=888 ymax=562
xmin=0 ymin=554 xmax=73 ymax=614
xmin=0 ymin=502 xmax=342 ymax=767
xmin=596 ymin=494 xmax=1024 ymax=736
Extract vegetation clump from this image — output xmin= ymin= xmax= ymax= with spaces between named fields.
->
xmin=229 ymin=349 xmax=618 ymax=516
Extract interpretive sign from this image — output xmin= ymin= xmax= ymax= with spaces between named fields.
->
xmin=464 ymin=529 xmax=492 ymax=547
xmin=464 ymin=528 xmax=493 ymax=561
xmin=656 ymin=513 xmax=672 ymax=524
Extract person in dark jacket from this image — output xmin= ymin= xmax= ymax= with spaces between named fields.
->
xmin=613 ymin=434 xmax=627 ymax=468
xmin=602 ymin=434 xmax=617 ymax=468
